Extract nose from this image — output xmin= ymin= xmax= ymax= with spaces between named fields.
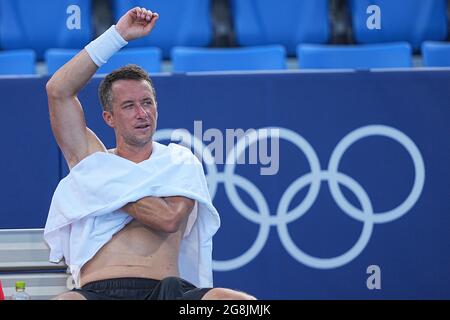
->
xmin=135 ymin=104 xmax=149 ymax=119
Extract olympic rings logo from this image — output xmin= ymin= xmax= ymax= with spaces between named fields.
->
xmin=154 ymin=125 xmax=425 ymax=271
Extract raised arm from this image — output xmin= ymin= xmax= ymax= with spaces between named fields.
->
xmin=46 ymin=50 xmax=103 ymax=169
xmin=46 ymin=7 xmax=158 ymax=169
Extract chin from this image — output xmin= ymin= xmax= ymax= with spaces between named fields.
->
xmin=124 ymin=136 xmax=151 ymax=147
xmin=138 ymin=135 xmax=154 ymax=146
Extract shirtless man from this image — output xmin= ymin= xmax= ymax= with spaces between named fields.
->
xmin=47 ymin=6 xmax=255 ymax=300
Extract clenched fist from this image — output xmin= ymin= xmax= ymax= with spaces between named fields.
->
xmin=116 ymin=7 xmax=159 ymax=41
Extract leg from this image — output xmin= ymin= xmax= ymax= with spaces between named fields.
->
xmin=201 ymin=288 xmax=256 ymax=300
xmin=51 ymin=291 xmax=87 ymax=300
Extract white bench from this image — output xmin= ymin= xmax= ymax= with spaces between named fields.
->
xmin=0 ymin=229 xmax=73 ymax=300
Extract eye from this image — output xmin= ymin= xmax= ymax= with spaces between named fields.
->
xmin=123 ymin=104 xmax=133 ymax=109
xmin=143 ymin=100 xmax=152 ymax=106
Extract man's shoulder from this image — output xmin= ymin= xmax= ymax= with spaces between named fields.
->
xmin=160 ymin=142 xmax=201 ymax=166
xmin=155 ymin=141 xmax=192 ymax=154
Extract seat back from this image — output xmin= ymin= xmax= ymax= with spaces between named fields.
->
xmin=230 ymin=0 xmax=330 ymax=56
xmin=171 ymin=45 xmax=286 ymax=72
xmin=46 ymin=48 xmax=162 ymax=75
xmin=297 ymin=42 xmax=413 ymax=69
xmin=112 ymin=0 xmax=212 ymax=58
xmin=0 ymin=0 xmax=93 ymax=59
xmin=422 ymin=42 xmax=450 ymax=67
xmin=349 ymin=0 xmax=448 ymax=50
xmin=0 ymin=50 xmax=35 ymax=75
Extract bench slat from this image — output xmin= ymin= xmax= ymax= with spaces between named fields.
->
xmin=0 ymin=229 xmax=67 ymax=271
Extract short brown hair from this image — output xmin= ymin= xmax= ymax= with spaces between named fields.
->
xmin=98 ymin=64 xmax=156 ymax=113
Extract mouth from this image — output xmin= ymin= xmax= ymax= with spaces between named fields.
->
xmin=134 ymin=123 xmax=151 ymax=130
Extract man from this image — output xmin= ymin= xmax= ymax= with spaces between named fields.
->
xmin=46 ymin=6 xmax=255 ymax=300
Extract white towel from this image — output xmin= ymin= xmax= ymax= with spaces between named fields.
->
xmin=44 ymin=142 xmax=220 ymax=288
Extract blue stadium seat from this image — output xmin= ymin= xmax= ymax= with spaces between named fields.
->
xmin=0 ymin=0 xmax=93 ymax=60
xmin=45 ymin=47 xmax=162 ymax=75
xmin=230 ymin=0 xmax=330 ymax=56
xmin=349 ymin=0 xmax=448 ymax=50
xmin=112 ymin=0 xmax=212 ymax=58
xmin=45 ymin=49 xmax=77 ymax=75
xmin=171 ymin=45 xmax=286 ymax=72
xmin=297 ymin=42 xmax=413 ymax=69
xmin=0 ymin=50 xmax=36 ymax=75
xmin=422 ymin=42 xmax=450 ymax=67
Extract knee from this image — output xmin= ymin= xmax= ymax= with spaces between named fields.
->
xmin=202 ymin=288 xmax=256 ymax=300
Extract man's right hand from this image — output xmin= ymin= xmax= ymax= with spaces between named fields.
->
xmin=116 ymin=7 xmax=159 ymax=42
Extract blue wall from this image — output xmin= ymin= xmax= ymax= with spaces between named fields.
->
xmin=0 ymin=70 xmax=449 ymax=299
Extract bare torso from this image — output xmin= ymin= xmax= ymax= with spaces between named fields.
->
xmin=79 ymin=148 xmax=190 ymax=286
xmin=80 ymin=215 xmax=189 ymax=286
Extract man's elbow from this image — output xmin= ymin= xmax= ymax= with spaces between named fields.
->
xmin=158 ymin=198 xmax=195 ymax=233
xmin=46 ymin=77 xmax=73 ymax=99
xmin=159 ymin=212 xmax=184 ymax=233
xmin=160 ymin=218 xmax=182 ymax=233
xmin=46 ymin=79 xmax=63 ymax=99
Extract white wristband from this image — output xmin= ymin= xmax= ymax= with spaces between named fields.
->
xmin=85 ymin=25 xmax=128 ymax=67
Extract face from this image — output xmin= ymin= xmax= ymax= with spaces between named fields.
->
xmin=103 ymin=79 xmax=158 ymax=147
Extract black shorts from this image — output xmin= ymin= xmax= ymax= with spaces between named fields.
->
xmin=71 ymin=276 xmax=212 ymax=300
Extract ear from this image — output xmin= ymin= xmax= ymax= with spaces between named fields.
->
xmin=102 ymin=110 xmax=115 ymax=128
